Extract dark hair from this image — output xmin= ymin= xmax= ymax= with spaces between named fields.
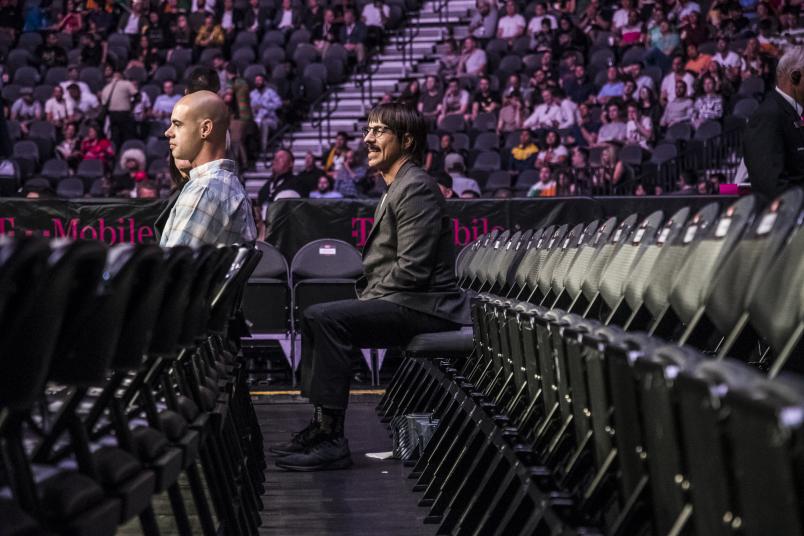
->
xmin=366 ymin=102 xmax=428 ymax=166
xmin=185 ymin=66 xmax=221 ymax=94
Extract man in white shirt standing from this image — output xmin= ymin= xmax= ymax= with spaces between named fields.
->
xmin=361 ymin=0 xmax=389 ymax=50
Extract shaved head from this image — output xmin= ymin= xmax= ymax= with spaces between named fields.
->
xmin=165 ymin=90 xmax=230 ymax=164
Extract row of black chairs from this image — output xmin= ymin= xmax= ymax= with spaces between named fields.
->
xmin=0 ymin=237 xmax=265 ymax=535
xmin=378 ymin=189 xmax=804 ymax=535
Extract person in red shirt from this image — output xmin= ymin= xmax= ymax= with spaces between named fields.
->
xmin=80 ymin=122 xmax=115 ymax=168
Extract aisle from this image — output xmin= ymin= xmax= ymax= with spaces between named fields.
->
xmin=256 ymin=393 xmax=435 ymax=536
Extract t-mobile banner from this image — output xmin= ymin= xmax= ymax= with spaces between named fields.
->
xmin=0 ymin=196 xmax=724 ymax=259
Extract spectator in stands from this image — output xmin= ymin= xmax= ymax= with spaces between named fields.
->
xmin=424 ymin=133 xmax=455 ymax=174
xmin=646 ymin=19 xmax=680 ymax=72
xmin=324 ymin=131 xmax=351 ymax=177
xmin=45 ymin=86 xmax=69 ymax=129
xmin=361 ymin=0 xmax=389 ymax=49
xmin=418 ymin=75 xmax=442 ymax=125
xmin=438 ymin=78 xmax=470 ymax=124
xmin=340 ymin=9 xmax=367 ymax=65
xmin=660 ymin=54 xmax=695 ymax=105
xmin=192 ymin=0 xmax=217 ymax=14
xmin=131 ymin=79 xmax=152 ymax=139
xmin=621 ymin=78 xmax=637 ymax=106
xmin=660 ymin=80 xmax=694 ymax=127
xmin=598 ymin=66 xmax=626 ymax=104
xmin=502 ymin=72 xmax=522 ymax=98
xmin=638 ymin=86 xmax=661 ymax=129
xmin=433 ymin=171 xmax=457 ymax=198
xmin=56 ymin=121 xmax=82 ymax=169
xmin=523 ymin=89 xmax=565 ymax=131
xmin=468 ymin=1 xmax=497 ymax=41
xmin=679 ymin=12 xmax=708 ymax=48
xmin=171 ymin=14 xmax=195 ymax=52
xmin=692 ymin=75 xmax=723 ymax=128
xmin=597 ymin=103 xmax=627 ymax=144
xmin=563 ymin=64 xmax=596 ymax=105
xmin=623 ymin=61 xmax=656 ymax=93
xmin=274 ymin=0 xmax=301 ymax=33
xmin=80 ymin=122 xmax=114 ymax=168
xmin=456 ymin=37 xmax=487 ymax=79
xmin=79 ymin=31 xmax=105 ymax=67
xmin=59 ymin=65 xmax=91 ymax=97
xmin=611 ymin=0 xmax=633 ymax=32
xmin=135 ymin=180 xmax=159 ymax=199
xmin=152 ymin=80 xmax=182 ymax=129
xmin=671 ymin=0 xmax=702 ymax=23
xmin=617 ymin=10 xmax=644 ymax=49
xmin=625 ymin=102 xmax=653 ymax=149
xmin=528 ymin=3 xmax=557 ymax=39
xmin=536 ymin=130 xmax=569 ymax=166
xmin=218 ymin=0 xmax=240 ymax=45
xmin=439 ymin=39 xmax=461 ymax=78
xmin=10 ymin=88 xmax=42 ymax=136
xmin=576 ymin=101 xmax=601 ymax=146
xmin=527 ymin=165 xmax=557 ymax=197
xmin=36 ymin=31 xmax=68 ymax=69
xmin=118 ymin=0 xmax=146 ymax=37
xmin=101 ymin=70 xmax=138 ymax=150
xmin=673 ymin=169 xmax=698 ymax=194
xmin=333 ymin=149 xmax=369 ymax=197
xmin=224 ymin=64 xmax=255 ymax=163
xmin=712 ymin=36 xmax=743 ymax=73
xmin=507 ymin=129 xmax=538 ymax=173
xmin=53 ymin=0 xmax=82 ymax=35
xmin=112 ymin=147 xmax=147 ymax=192
xmin=86 ymin=1 xmax=114 ymax=36
xmin=532 ymin=18 xmax=556 ymax=53
xmin=242 ymin=0 xmax=268 ymax=34
xmin=196 ymin=14 xmax=226 ymax=51
xmin=741 ymin=37 xmax=771 ymax=79
xmin=496 ymin=0 xmax=525 ymax=43
xmin=128 ymin=35 xmax=163 ymax=76
xmin=296 ymin=151 xmax=325 ymax=194
xmin=497 ymin=92 xmax=524 ymax=135
xmin=399 ymin=79 xmax=420 ymax=109
xmin=303 ymin=0 xmax=326 ymax=31
xmin=251 ymin=74 xmax=282 ymax=154
xmin=447 ymin=162 xmax=481 ymax=197
xmin=470 ymin=76 xmax=499 ymax=123
xmin=258 ymin=148 xmax=300 ymax=206
xmin=312 ymin=8 xmax=339 ymax=57
xmin=310 ymin=175 xmax=343 ymax=198
xmin=145 ymin=10 xmax=172 ymax=51
xmin=685 ymin=43 xmax=711 ymax=75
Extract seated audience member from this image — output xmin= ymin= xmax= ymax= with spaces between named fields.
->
xmin=527 ymin=165 xmax=557 ymax=197
xmin=80 ymin=122 xmax=115 ymax=168
xmin=448 ymin=164 xmax=482 ymax=197
xmin=339 ymin=9 xmax=367 ymax=64
xmin=492 ymin=187 xmax=513 ymax=198
xmin=195 ymin=13 xmax=225 ymax=48
xmin=496 ymin=0 xmax=526 ymax=42
xmin=692 ymin=74 xmax=723 ymax=128
xmin=136 ymin=179 xmax=159 ymax=199
xmin=418 ymin=75 xmax=443 ymax=125
xmin=425 ymin=133 xmax=461 ymax=174
xmin=661 ymin=54 xmax=696 ymax=104
xmin=468 ymin=1 xmax=498 ymax=40
xmin=313 ymin=8 xmax=339 ymax=56
xmin=597 ymin=66 xmax=626 ymax=104
xmin=323 ymin=131 xmax=351 ymax=178
xmin=470 ymin=76 xmax=499 ymax=122
xmin=151 ymin=79 xmax=182 ymax=128
xmin=660 ymin=80 xmax=694 ymax=127
xmin=460 ymin=186 xmax=481 ymax=199
xmin=56 ymin=121 xmax=83 ymax=169
xmin=258 ymin=148 xmax=301 ymax=206
xmin=10 ymin=88 xmax=42 ymax=135
xmin=684 ymin=42 xmax=711 ymax=74
xmin=333 ymin=149 xmax=369 ymax=198
xmin=59 ymin=65 xmax=92 ymax=96
xmin=712 ymin=35 xmax=743 ymax=72
xmin=528 ymin=2 xmax=557 ymax=39
xmin=618 ymin=10 xmax=643 ymax=48
xmin=563 ymin=64 xmax=596 ymax=105
xmin=523 ymin=89 xmax=566 ymax=130
xmin=310 ymin=176 xmax=344 ymax=198
xmin=398 ymin=79 xmax=420 ymax=109
xmin=361 ymin=0 xmax=389 ymax=49
xmin=36 ymin=31 xmax=68 ymax=68
xmin=113 ymin=147 xmax=147 ymax=192
xmin=250 ymin=74 xmax=283 ymax=153
xmin=456 ymin=36 xmax=487 ymax=78
xmin=625 ymin=102 xmax=653 ymax=149
xmin=273 ymin=0 xmax=300 ymax=33
xmin=65 ymin=83 xmax=100 ymax=122
xmin=508 ymin=129 xmax=539 ymax=173
xmin=611 ymin=0 xmax=632 ymax=32
xmin=296 ymin=151 xmax=326 ymax=194
xmin=597 ymin=103 xmax=627 ymax=144
xmin=439 ymin=39 xmax=461 ymax=77
xmin=44 ymin=85 xmax=70 ymax=128
xmin=535 ymin=130 xmax=568 ymax=166
xmin=497 ymin=92 xmax=524 ymax=134
xmin=576 ymin=102 xmax=601 ymax=146
xmin=435 ymin=171 xmax=458 ymax=199
xmin=438 ymin=78 xmax=470 ymax=124
xmin=532 ymin=18 xmax=556 ymax=53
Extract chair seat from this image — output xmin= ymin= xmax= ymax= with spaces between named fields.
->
xmin=404 ymin=327 xmax=474 ymax=358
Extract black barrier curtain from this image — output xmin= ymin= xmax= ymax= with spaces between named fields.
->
xmin=0 ymin=197 xmax=727 ymax=258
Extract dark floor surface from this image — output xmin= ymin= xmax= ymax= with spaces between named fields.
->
xmin=257 ymin=394 xmax=435 ymax=536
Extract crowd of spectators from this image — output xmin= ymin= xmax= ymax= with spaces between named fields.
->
xmin=398 ymin=0 xmax=802 ymax=196
xmin=0 ymin=0 xmax=397 ymax=199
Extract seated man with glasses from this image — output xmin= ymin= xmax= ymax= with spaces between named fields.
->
xmin=271 ymin=103 xmax=471 ymax=471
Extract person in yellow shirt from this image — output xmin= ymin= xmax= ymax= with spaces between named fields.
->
xmin=195 ymin=14 xmax=225 ymax=48
xmin=508 ymin=128 xmax=538 ymax=175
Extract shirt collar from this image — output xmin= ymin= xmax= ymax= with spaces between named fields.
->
xmin=189 ymin=159 xmax=235 ymax=182
xmin=776 ymin=86 xmax=803 ymax=116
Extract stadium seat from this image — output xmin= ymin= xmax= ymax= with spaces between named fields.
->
xmin=56 ymin=177 xmax=85 ymax=198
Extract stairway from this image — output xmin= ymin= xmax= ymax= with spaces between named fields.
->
xmin=244 ymin=0 xmax=475 ymax=197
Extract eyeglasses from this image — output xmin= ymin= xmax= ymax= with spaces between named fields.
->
xmin=361 ymin=126 xmax=393 ymax=138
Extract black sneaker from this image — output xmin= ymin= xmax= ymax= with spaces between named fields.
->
xmin=269 ymin=420 xmax=323 ymax=456
xmin=275 ymin=437 xmax=353 ymax=471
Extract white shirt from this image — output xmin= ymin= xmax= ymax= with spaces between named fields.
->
xmin=661 ymin=72 xmax=695 ymax=102
xmin=123 ymin=13 xmax=140 ymax=34
xmin=523 ymin=102 xmax=565 ymax=129
xmin=678 ymin=1 xmax=701 ymax=19
xmin=527 ymin=14 xmax=556 ymax=34
xmin=776 ymin=86 xmax=803 ymax=116
xmin=59 ymin=80 xmax=91 ymax=96
xmin=464 ymin=49 xmax=487 ymax=75
xmin=612 ymin=8 xmax=630 ymax=30
xmin=191 ymin=0 xmax=216 ymax=12
xmin=221 ymin=10 xmax=234 ymax=30
xmin=152 ymin=93 xmax=181 ymax=119
xmin=626 ymin=116 xmax=653 ymax=148
xmin=362 ymin=3 xmax=390 ymax=27
xmin=559 ymin=99 xmax=577 ymax=129
xmin=45 ymin=98 xmax=69 ymax=121
xmin=497 ymin=14 xmax=526 ymax=39
xmin=278 ymin=9 xmax=294 ymax=28
xmin=712 ymin=50 xmax=743 ymax=70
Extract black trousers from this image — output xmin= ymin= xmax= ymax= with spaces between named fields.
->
xmin=299 ymin=299 xmax=460 ymax=409
xmin=108 ymin=111 xmax=134 ymax=151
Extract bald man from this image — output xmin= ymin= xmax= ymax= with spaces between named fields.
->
xmin=160 ymin=91 xmax=257 ymax=247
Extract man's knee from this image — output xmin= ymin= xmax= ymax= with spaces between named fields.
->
xmin=301 ymin=300 xmax=360 ymax=329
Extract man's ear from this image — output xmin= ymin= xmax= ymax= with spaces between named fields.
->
xmin=403 ymin=132 xmax=414 ymax=151
xmin=200 ymin=118 xmax=213 ymax=140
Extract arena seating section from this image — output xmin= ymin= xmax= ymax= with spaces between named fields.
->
xmin=378 ymin=189 xmax=804 ymax=535
xmin=0 ymin=238 xmax=265 ymax=535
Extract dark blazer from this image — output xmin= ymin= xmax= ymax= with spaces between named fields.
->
xmin=744 ymin=89 xmax=804 ymax=202
xmin=356 ymin=161 xmax=471 ymax=325
xmin=339 ymin=22 xmax=367 ymax=45
xmin=272 ymin=8 xmax=301 ymax=30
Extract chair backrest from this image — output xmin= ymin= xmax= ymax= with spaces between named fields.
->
xmin=559 ymin=217 xmax=618 ymax=307
xmin=56 ymin=177 xmax=84 ymax=198
xmin=546 ymin=220 xmax=600 ymax=303
xmin=577 ymin=213 xmax=640 ymax=306
xmin=473 ymin=151 xmax=501 ymax=172
xmin=290 ymin=239 xmax=362 ymax=282
xmin=149 ymin=247 xmax=197 ymax=355
xmin=251 ymin=241 xmax=289 ymax=279
xmin=478 ymin=229 xmax=512 ymax=291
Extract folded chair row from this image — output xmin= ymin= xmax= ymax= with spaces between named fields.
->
xmin=379 ymin=189 xmax=804 ymax=536
xmin=0 ymin=237 xmax=264 ymax=536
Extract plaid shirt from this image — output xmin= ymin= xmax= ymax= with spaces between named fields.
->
xmin=160 ymin=159 xmax=257 ymax=248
